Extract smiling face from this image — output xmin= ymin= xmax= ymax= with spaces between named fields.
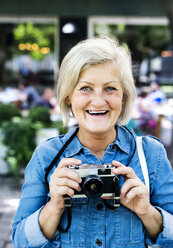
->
xmin=67 ymin=61 xmax=124 ymax=139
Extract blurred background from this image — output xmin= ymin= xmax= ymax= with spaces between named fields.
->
xmin=0 ymin=0 xmax=173 ymax=247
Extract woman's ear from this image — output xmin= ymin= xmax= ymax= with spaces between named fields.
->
xmin=65 ymin=96 xmax=71 ymax=105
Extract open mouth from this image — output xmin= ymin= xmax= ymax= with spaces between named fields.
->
xmin=86 ymin=110 xmax=108 ymax=116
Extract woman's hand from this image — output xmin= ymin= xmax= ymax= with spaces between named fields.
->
xmin=39 ymin=158 xmax=82 ymax=240
xmin=112 ymin=161 xmax=163 ymax=240
xmin=49 ymin=157 xmax=82 ymax=211
xmin=112 ymin=161 xmax=150 ymax=216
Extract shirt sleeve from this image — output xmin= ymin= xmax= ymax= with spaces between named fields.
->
xmin=24 ymin=207 xmax=48 ymax=247
xmin=144 ymin=137 xmax=173 ymax=247
xmin=12 ymin=147 xmax=61 ymax=248
xmin=24 ymin=207 xmax=61 ymax=247
xmin=145 ymin=208 xmax=173 ymax=247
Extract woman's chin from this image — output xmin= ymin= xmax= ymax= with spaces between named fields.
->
xmin=85 ymin=124 xmax=111 ymax=135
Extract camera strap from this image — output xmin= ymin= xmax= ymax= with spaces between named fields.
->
xmin=45 ymin=128 xmax=79 ymax=233
xmin=45 ymin=127 xmax=79 ymax=191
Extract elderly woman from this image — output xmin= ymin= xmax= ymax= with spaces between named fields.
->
xmin=12 ymin=37 xmax=173 ymax=248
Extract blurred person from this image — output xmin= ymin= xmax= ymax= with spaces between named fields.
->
xmin=18 ymin=78 xmax=41 ymax=109
xmin=133 ymin=87 xmax=151 ymax=118
xmin=148 ymin=79 xmax=166 ymax=104
xmin=35 ymin=87 xmax=56 ymax=109
xmin=0 ymin=80 xmax=26 ymax=107
xmin=12 ymin=37 xmax=173 ymax=248
xmin=34 ymin=87 xmax=64 ymax=122
xmin=133 ymin=87 xmax=157 ymax=136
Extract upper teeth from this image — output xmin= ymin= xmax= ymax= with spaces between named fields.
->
xmin=88 ymin=110 xmax=107 ymax=114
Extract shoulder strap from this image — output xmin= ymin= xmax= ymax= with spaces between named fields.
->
xmin=136 ymin=136 xmax=150 ymax=195
xmin=44 ymin=128 xmax=79 ymax=233
xmin=45 ymin=128 xmax=79 ymax=192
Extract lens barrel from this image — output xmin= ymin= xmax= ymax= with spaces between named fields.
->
xmin=83 ymin=175 xmax=104 ymax=198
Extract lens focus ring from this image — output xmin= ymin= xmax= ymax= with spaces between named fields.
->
xmin=83 ymin=175 xmax=104 ymax=199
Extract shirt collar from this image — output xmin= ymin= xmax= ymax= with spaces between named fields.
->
xmin=60 ymin=125 xmax=133 ymax=157
xmin=112 ymin=125 xmax=132 ymax=154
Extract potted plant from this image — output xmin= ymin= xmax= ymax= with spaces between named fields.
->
xmin=2 ymin=117 xmax=37 ymax=179
xmin=0 ymin=103 xmax=21 ymax=175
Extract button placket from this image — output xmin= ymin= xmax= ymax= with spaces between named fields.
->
xmin=96 ymin=238 xmax=102 ymax=246
xmin=111 ymin=144 xmax=116 ymax=150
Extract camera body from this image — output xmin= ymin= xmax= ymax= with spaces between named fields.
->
xmin=69 ymin=163 xmax=120 ymax=203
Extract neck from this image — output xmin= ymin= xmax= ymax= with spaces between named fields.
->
xmin=77 ymin=128 xmax=117 ymax=153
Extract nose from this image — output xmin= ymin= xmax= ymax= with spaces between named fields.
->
xmin=90 ymin=91 xmax=106 ymax=107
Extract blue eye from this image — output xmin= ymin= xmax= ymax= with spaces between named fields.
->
xmin=105 ymin=87 xmax=116 ymax=92
xmin=80 ymin=86 xmax=91 ymax=92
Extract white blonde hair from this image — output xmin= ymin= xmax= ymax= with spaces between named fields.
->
xmin=57 ymin=36 xmax=136 ymax=126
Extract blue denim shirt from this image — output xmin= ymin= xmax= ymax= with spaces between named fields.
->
xmin=12 ymin=126 xmax=173 ymax=248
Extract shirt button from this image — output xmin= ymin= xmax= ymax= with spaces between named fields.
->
xmin=96 ymin=239 xmax=102 ymax=246
xmin=111 ymin=144 xmax=116 ymax=150
xmin=96 ymin=203 xmax=103 ymax=210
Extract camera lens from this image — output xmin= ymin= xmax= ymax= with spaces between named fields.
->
xmin=83 ymin=175 xmax=104 ymax=198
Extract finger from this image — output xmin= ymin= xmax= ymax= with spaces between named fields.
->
xmin=52 ymin=167 xmax=82 ymax=183
xmin=56 ymin=178 xmax=81 ymax=192
xmin=125 ymin=186 xmax=145 ymax=204
xmin=112 ymin=161 xmax=122 ymax=167
xmin=120 ymin=179 xmax=140 ymax=198
xmin=112 ymin=162 xmax=136 ymax=180
xmin=58 ymin=158 xmax=82 ymax=168
xmin=56 ymin=185 xmax=75 ymax=198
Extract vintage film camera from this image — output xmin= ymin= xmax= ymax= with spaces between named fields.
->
xmin=66 ymin=163 xmax=120 ymax=208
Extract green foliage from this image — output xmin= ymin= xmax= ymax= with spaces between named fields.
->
xmin=14 ymin=23 xmax=53 ymax=46
xmin=0 ymin=104 xmax=68 ymax=179
xmin=0 ymin=103 xmax=21 ymax=127
xmin=94 ymin=24 xmax=171 ymax=59
xmin=28 ymin=106 xmax=52 ymax=127
xmin=12 ymin=22 xmax=55 ymax=60
xmin=54 ymin=120 xmax=68 ymax=135
xmin=135 ymin=25 xmax=171 ymax=55
xmin=2 ymin=117 xmax=37 ymax=179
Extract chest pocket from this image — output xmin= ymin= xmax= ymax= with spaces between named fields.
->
xmin=60 ymin=198 xmax=88 ymax=247
xmin=111 ymin=205 xmax=144 ymax=245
